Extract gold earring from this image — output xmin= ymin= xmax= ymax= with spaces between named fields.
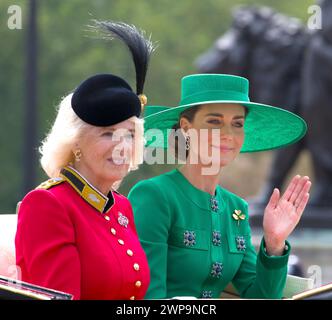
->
xmin=74 ymin=149 xmax=82 ymax=162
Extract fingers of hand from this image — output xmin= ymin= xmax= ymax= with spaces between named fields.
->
xmin=296 ymin=192 xmax=310 ymax=214
xmin=290 ymin=176 xmax=311 ymax=204
xmin=281 ymin=175 xmax=301 ymax=202
xmin=267 ymin=188 xmax=280 ymax=210
xmin=295 ymin=180 xmax=312 ymax=211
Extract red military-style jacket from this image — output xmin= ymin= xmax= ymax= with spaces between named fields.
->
xmin=15 ymin=166 xmax=150 ymax=300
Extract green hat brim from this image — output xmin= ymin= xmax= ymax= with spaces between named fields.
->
xmin=143 ymin=101 xmax=307 ymax=153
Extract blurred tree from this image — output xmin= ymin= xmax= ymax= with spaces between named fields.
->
xmin=23 ymin=0 xmax=38 ymax=194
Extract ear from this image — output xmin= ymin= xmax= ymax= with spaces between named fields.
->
xmin=72 ymin=142 xmax=80 ymax=153
xmin=179 ymin=117 xmax=192 ymax=133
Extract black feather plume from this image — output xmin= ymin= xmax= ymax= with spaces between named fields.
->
xmin=90 ymin=20 xmax=156 ymax=95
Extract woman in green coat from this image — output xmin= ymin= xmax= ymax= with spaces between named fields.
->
xmin=128 ymin=74 xmax=311 ymax=299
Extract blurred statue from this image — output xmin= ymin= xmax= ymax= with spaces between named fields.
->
xmin=196 ymin=3 xmax=332 ymax=211
xmin=301 ymin=0 xmax=332 ymax=207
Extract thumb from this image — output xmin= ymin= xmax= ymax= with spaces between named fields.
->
xmin=266 ymin=188 xmax=280 ymax=210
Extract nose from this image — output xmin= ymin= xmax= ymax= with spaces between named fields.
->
xmin=219 ymin=125 xmax=233 ymax=140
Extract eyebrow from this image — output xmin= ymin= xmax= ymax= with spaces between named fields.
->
xmin=205 ymin=113 xmax=245 ymax=119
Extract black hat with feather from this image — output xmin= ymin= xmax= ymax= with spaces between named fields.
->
xmin=71 ymin=21 xmax=155 ymax=126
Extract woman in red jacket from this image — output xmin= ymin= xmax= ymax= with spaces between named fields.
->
xmin=15 ymin=21 xmax=155 ymax=300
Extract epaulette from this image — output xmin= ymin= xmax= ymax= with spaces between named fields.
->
xmin=35 ymin=177 xmax=65 ymax=190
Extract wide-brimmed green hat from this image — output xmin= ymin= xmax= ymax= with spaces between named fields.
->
xmin=142 ymin=105 xmax=169 ymax=117
xmin=144 ymin=74 xmax=307 ymax=152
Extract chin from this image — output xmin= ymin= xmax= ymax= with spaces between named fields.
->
xmin=208 ymin=157 xmax=233 ymax=169
xmin=103 ymin=164 xmax=128 ymax=180
xmin=221 ymin=158 xmax=235 ymax=167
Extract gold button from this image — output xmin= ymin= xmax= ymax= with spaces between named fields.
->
xmin=135 ymin=281 xmax=142 ymax=288
xmin=130 ymin=296 xmax=135 ymax=300
xmin=127 ymin=249 xmax=133 ymax=257
xmin=104 ymin=215 xmax=110 ymax=221
xmin=110 ymin=228 xmax=116 ymax=235
xmin=133 ymin=263 xmax=140 ymax=271
xmin=118 ymin=239 xmax=124 ymax=245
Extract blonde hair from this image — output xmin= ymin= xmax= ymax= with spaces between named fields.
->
xmin=40 ymin=94 xmax=144 ymax=179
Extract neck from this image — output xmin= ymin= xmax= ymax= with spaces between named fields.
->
xmin=179 ymin=163 xmax=222 ymax=195
xmin=71 ymin=163 xmax=114 ymax=197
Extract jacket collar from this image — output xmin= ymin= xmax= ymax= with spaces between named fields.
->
xmin=170 ymin=169 xmax=224 ymax=212
xmin=60 ymin=166 xmax=114 ymax=213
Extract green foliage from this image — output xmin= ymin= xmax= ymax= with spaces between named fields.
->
xmin=0 ymin=0 xmax=314 ymax=213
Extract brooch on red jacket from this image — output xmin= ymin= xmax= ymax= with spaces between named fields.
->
xmin=117 ymin=212 xmax=129 ymax=228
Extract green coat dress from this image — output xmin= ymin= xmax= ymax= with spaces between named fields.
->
xmin=128 ymin=169 xmax=290 ymax=299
